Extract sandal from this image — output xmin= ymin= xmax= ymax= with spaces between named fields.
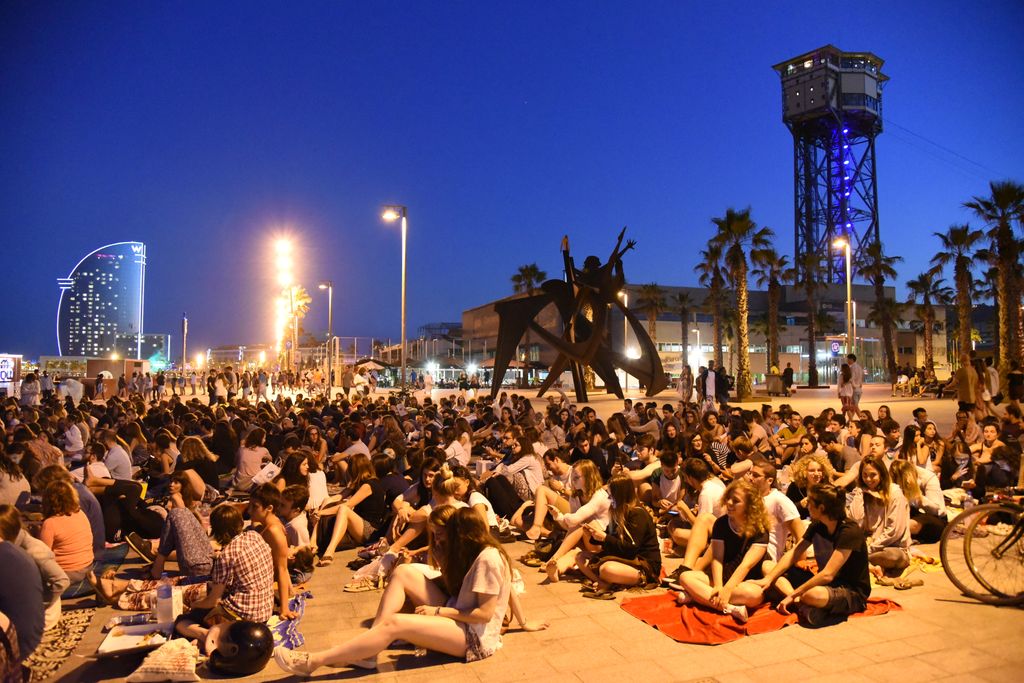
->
xmin=893 ymin=578 xmax=924 ymax=590
xmin=520 ymin=554 xmax=544 ymax=568
xmin=317 ymin=554 xmax=335 ymax=567
xmin=581 ymin=589 xmax=617 ymax=600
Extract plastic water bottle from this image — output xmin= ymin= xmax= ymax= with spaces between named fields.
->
xmin=964 ymin=493 xmax=977 ymax=510
xmin=155 ymin=573 xmax=174 ymax=624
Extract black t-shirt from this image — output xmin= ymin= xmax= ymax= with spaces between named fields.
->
xmin=803 ymin=519 xmax=871 ymax=598
xmin=711 ymin=515 xmax=768 ymax=581
xmin=353 ymin=479 xmax=388 ymax=529
xmin=786 ymin=483 xmax=810 ymax=520
xmin=379 ymin=473 xmax=412 ymax=509
xmin=0 ymin=542 xmax=44 ymax=658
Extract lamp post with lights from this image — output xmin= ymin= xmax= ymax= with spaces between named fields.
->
xmin=381 ymin=206 xmax=408 ymax=388
xmin=833 ymin=238 xmax=854 ymax=355
xmin=318 ymin=281 xmax=333 ymax=388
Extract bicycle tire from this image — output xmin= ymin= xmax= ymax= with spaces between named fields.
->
xmin=942 ymin=505 xmax=1024 ymax=606
xmin=964 ymin=502 xmax=1024 ymax=604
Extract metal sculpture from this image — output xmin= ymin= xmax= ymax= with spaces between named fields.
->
xmin=490 ymin=228 xmax=668 ymax=402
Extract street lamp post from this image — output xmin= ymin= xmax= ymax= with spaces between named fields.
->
xmin=834 ymin=239 xmax=855 ymax=355
xmin=382 ymin=206 xmax=408 ymax=388
xmin=693 ymin=328 xmax=701 ymax=367
xmin=319 ymin=281 xmax=333 ymax=389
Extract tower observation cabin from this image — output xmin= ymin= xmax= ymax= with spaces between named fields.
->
xmin=773 ymin=45 xmax=888 ymax=283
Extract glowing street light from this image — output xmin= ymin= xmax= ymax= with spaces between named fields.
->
xmin=319 ymin=281 xmax=334 ymax=388
xmin=194 ymin=353 xmax=204 ymax=369
xmin=833 ymin=237 xmax=855 ymax=355
xmin=381 ymin=205 xmax=408 ymax=388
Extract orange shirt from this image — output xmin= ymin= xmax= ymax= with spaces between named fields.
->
xmin=39 ymin=510 xmax=94 ymax=572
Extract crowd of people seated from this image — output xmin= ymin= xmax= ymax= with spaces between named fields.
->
xmin=1 ymin=355 xmax=1022 ymax=679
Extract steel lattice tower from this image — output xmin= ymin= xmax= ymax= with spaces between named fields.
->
xmin=773 ymin=45 xmax=888 ymax=282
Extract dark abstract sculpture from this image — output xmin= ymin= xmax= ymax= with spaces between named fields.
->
xmin=490 ymin=228 xmax=668 ymax=402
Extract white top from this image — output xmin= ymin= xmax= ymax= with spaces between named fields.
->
xmin=469 ymin=491 xmax=499 ymax=527
xmin=762 ymin=489 xmax=800 ymax=561
xmin=697 ymin=477 xmax=727 ymax=517
xmin=445 ymin=441 xmax=470 ymax=467
xmin=104 ymin=444 xmax=133 ymax=481
xmin=656 ymin=472 xmax=682 ymax=504
xmin=285 ymin=511 xmax=311 ymax=547
xmin=447 ymin=546 xmax=510 ymax=660
xmin=849 ymin=361 xmax=864 ymax=389
xmin=342 ymin=441 xmax=371 ymax=458
xmin=914 ymin=466 xmax=946 ymax=517
xmin=562 ymin=487 xmax=612 ymax=531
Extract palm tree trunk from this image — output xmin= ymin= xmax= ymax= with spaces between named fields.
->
xmin=736 ymin=264 xmax=751 ymax=399
xmin=768 ymin=283 xmax=780 ymax=370
xmin=923 ymin=309 xmax=934 ymax=377
xmin=956 ymin=265 xmax=972 ymax=362
xmin=874 ymin=278 xmax=897 ymax=382
xmin=713 ymin=288 xmax=724 ymax=370
xmin=995 ymin=264 xmax=1011 ymax=379
xmin=648 ymin=318 xmax=657 ymax=344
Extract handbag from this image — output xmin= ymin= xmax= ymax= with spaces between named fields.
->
xmin=533 ymin=527 xmax=567 ymax=561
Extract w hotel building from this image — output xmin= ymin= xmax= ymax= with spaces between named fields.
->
xmin=57 ymin=241 xmax=147 ymax=358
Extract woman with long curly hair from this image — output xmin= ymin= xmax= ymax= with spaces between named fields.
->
xmin=785 ymin=452 xmax=836 ymax=520
xmin=677 ymin=479 xmax=772 ymax=623
xmin=275 ymin=507 xmax=518 ymax=673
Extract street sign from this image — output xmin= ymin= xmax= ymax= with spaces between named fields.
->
xmin=285 ymin=341 xmax=293 ymax=350
xmin=830 ymin=340 xmax=841 ymax=355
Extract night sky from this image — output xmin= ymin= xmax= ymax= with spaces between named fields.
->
xmin=2 ymin=1 xmax=1021 ymax=359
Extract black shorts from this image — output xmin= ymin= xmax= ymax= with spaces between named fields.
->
xmin=823 ymin=586 xmax=868 ymax=617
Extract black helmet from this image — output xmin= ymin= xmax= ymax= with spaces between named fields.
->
xmin=208 ymin=620 xmax=274 ymax=676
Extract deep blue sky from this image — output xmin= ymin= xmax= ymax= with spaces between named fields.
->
xmin=2 ymin=1 xmax=1021 ymax=359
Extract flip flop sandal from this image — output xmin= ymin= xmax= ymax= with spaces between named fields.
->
xmin=520 ymin=556 xmax=544 ymax=568
xmin=317 ymin=554 xmax=335 ymax=567
xmin=579 ymin=582 xmax=599 ymax=593
xmin=874 ymin=576 xmax=895 ymax=586
xmin=894 ymin=578 xmax=924 ymax=590
xmin=581 ymin=590 xmax=617 ymax=600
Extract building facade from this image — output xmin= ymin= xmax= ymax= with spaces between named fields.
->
xmin=57 ymin=241 xmax=147 ymax=358
xmin=462 ymin=283 xmax=950 ymax=385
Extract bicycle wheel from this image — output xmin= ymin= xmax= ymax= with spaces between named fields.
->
xmin=964 ymin=502 xmax=1024 ymax=604
xmin=941 ymin=506 xmax=994 ymax=602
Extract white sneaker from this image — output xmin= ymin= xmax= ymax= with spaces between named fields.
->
xmin=724 ymin=604 xmax=749 ymax=623
xmin=674 ymin=589 xmax=692 ymax=605
xmin=274 ymin=647 xmax=318 ymax=676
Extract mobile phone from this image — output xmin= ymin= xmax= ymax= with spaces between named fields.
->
xmin=667 ymin=509 xmax=680 ymax=516
xmin=548 ymin=504 xmax=561 ymax=514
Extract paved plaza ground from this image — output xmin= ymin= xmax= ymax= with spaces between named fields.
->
xmin=53 ymin=385 xmax=1023 ymax=682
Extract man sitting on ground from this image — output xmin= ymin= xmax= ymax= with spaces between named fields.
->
xmin=754 ymin=483 xmax=871 ymax=626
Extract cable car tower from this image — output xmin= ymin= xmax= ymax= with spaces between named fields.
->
xmin=773 ymin=45 xmax=888 ymax=282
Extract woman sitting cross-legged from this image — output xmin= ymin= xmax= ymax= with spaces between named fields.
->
xmin=274 ymin=507 xmax=527 ymax=675
xmin=316 ymin=453 xmax=387 ymax=566
xmin=575 ymin=475 xmax=661 ymax=599
xmin=676 ymin=479 xmax=771 ymax=623
xmin=543 ymin=459 xmax=611 ymax=582
xmin=847 ymin=455 xmax=911 ymax=577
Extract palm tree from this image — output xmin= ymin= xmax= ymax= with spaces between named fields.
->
xmin=511 ymin=264 xmax=547 ymax=386
xmin=673 ymin=291 xmax=694 ymax=363
xmin=906 ymin=268 xmax=953 ymax=378
xmin=511 ymin=263 xmax=547 ymax=297
xmin=722 ymin=305 xmax=739 ymax=377
xmin=931 ymin=224 xmax=984 ymax=363
xmin=797 ymin=252 xmax=825 ymax=387
xmin=635 ymin=283 xmax=667 ymax=343
xmin=711 ymin=208 xmax=772 ymax=400
xmin=857 ymin=241 xmax=903 ymax=382
xmin=964 ymin=180 xmax=1024 ymax=376
xmin=751 ymin=247 xmax=794 ymax=371
xmin=696 ymin=243 xmax=727 ymax=370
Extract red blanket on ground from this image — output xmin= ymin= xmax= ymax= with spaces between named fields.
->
xmin=620 ymin=592 xmax=901 ymax=645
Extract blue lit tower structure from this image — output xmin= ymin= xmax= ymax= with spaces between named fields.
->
xmin=57 ymin=241 xmax=146 ymax=357
xmin=773 ymin=46 xmax=888 ymax=281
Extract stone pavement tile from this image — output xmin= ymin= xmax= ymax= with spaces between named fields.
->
xmin=570 ymin=658 xmax=674 ymax=682
xmin=935 ymin=674 xmax=993 ymax=683
xmin=718 ymin=632 xmax=823 ymax=666
xmin=798 ymin=649 xmax=874 ymax=674
xmin=742 ymin=659 xmax=819 ymax=679
xmin=786 ymin=620 xmax=882 ymax=653
xmin=712 ymin=671 xmax=759 ymax=683
xmin=972 ymin=637 xmax=1024 ymax=664
xmin=839 ymin=611 xmax=941 ymax=641
xmin=978 ymin=664 xmax=1024 ymax=683
xmin=859 ymin=655 xmax=949 ymax=682
xmin=805 ymin=673 xmax=875 ymax=683
xmin=659 ymin=647 xmax=751 ymax=678
xmin=913 ymin=647 xmax=1011 ymax=676
xmin=545 ymin=640 xmax=630 ymax=672
xmin=846 ymin=637 xmax=927 ymax=663
xmin=467 ymin=653 xmax=560 ymax=682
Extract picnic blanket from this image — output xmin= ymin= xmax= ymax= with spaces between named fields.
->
xmin=621 ymin=592 xmax=901 ymax=645
xmin=268 ymin=591 xmax=312 ymax=650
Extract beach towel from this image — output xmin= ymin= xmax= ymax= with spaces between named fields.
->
xmin=268 ymin=591 xmax=312 ymax=650
xmin=621 ymin=592 xmax=901 ymax=645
